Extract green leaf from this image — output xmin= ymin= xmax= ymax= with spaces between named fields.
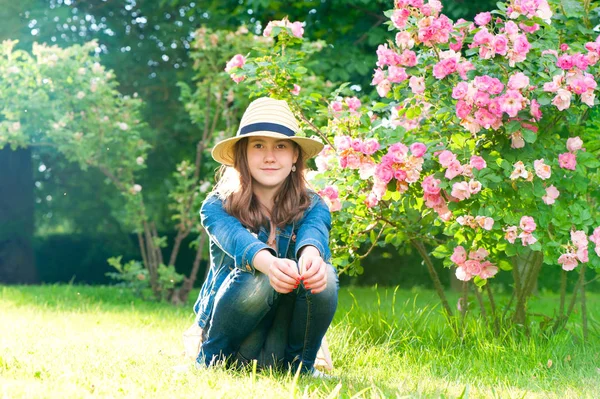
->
xmin=498 ymin=259 xmax=513 ymax=271
xmin=432 ymin=244 xmax=451 ymax=259
xmin=561 ymin=0 xmax=585 ymax=17
xmin=521 ymin=128 xmax=537 ymax=143
xmin=579 ymin=151 xmax=600 ymax=168
xmin=505 ymin=245 xmax=517 ymax=257
xmin=505 ymin=120 xmax=522 ymax=133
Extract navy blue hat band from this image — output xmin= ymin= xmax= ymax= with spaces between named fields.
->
xmin=239 ymin=122 xmax=295 ymax=137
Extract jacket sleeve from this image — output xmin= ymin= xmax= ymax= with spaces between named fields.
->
xmin=294 ymin=194 xmax=332 ymax=262
xmin=200 ymin=195 xmax=275 ymax=274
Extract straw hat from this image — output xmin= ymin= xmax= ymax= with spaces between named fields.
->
xmin=211 ymin=97 xmax=324 ymax=166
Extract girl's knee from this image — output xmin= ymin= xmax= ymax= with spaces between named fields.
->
xmin=237 ymin=271 xmax=277 ymax=309
xmin=307 ymin=265 xmax=338 ymax=301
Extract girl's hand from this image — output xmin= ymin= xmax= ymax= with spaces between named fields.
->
xmin=299 ymin=254 xmax=328 ymax=294
xmin=268 ymin=258 xmax=300 ymax=294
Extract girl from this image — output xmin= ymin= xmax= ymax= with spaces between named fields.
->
xmin=191 ymin=97 xmax=338 ymax=375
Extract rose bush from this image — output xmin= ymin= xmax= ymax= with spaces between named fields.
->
xmin=223 ymin=0 xmax=600 ymax=332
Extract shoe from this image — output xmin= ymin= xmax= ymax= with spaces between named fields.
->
xmin=310 ymin=368 xmax=336 ymax=379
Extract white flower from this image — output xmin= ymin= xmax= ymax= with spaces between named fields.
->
xmin=9 ymin=122 xmax=21 ymax=132
xmin=132 ymin=184 xmax=142 ymax=194
xmin=76 ymin=91 xmax=86 ymax=99
xmin=117 ymin=122 xmax=129 ymax=131
xmin=136 ymin=156 xmax=144 ymax=165
xmin=199 ymin=181 xmax=211 ymax=193
xmin=92 ymin=62 xmax=103 ymax=74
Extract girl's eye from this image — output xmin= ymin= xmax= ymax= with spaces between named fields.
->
xmin=254 ymin=143 xmax=263 ymax=148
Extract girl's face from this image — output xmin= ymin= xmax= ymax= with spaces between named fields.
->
xmin=246 ymin=136 xmax=298 ymax=192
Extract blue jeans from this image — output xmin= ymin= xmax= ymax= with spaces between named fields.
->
xmin=197 ymin=265 xmax=338 ymax=373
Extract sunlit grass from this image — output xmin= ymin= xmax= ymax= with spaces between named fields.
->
xmin=1 ymin=284 xmax=599 ymax=398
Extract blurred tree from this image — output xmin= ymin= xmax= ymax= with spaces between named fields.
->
xmin=0 ymin=0 xmax=496 ymax=283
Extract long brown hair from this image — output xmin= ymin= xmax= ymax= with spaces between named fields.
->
xmin=212 ymin=137 xmax=311 ymax=231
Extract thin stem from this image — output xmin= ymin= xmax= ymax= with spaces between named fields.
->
xmin=474 ymin=285 xmax=487 ymax=319
xmin=411 ymin=239 xmax=453 ymax=317
xmin=558 ymin=269 xmax=567 ymax=319
xmin=485 ymin=284 xmax=500 ymax=336
xmin=580 ymin=263 xmax=588 ymax=342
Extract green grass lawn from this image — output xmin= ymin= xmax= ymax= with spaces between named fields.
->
xmin=1 ymin=284 xmax=599 ymax=398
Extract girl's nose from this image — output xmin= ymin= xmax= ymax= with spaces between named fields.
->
xmin=264 ymin=148 xmax=276 ymax=161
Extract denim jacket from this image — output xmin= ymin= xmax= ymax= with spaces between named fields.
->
xmin=193 ymin=191 xmax=332 ymax=328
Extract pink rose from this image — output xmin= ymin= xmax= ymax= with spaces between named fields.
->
xmin=556 ymin=54 xmax=573 ymax=70
xmin=499 ymin=89 xmax=526 ymax=117
xmin=508 ymin=72 xmax=530 ymax=90
xmin=469 ymin=247 xmax=489 ymax=261
xmin=409 ymin=76 xmax=426 ymax=94
xmin=552 ymin=89 xmax=572 ymax=111
xmin=533 ymin=159 xmax=552 ymax=180
xmin=291 ymin=84 xmax=301 ymax=96
xmin=510 ymin=132 xmax=525 ymax=149
xmin=451 ymin=246 xmax=467 ymax=265
xmin=590 ymin=226 xmax=600 ymax=257
xmin=530 ymin=99 xmax=543 ymax=121
xmin=334 ymin=135 xmax=352 ymax=150
xmin=224 ymin=54 xmax=246 ymax=73
xmin=422 ymin=175 xmax=441 ymax=195
xmin=330 ymin=101 xmax=344 ymax=113
xmin=577 ymin=247 xmax=589 ymax=263
xmin=468 ymin=180 xmax=482 ymax=195
xmin=479 ymin=261 xmax=499 ymax=279
xmin=231 ymin=75 xmax=245 ymax=84
xmin=470 ymin=155 xmax=487 ymax=170
xmin=362 ymin=138 xmax=380 ymax=155
xmin=504 ymin=226 xmax=518 ymax=244
xmin=375 ymin=164 xmax=394 ymax=183
xmin=464 ymin=259 xmax=482 ymax=276
xmin=365 ymin=193 xmax=379 ymax=208
xmin=566 ymin=136 xmax=583 ymax=152
xmin=289 ymin=21 xmax=304 ymax=38
xmin=455 ymin=100 xmax=472 ymax=119
xmin=394 ymin=168 xmax=408 ymax=181
xmin=371 ymin=68 xmax=385 ymax=86
xmin=387 ymin=66 xmax=409 ymax=83
xmin=520 ymin=216 xmax=537 ymax=233
xmin=474 ymin=12 xmax=492 ymax=26
xmin=510 ymin=161 xmax=528 ymax=180
xmin=319 ymin=185 xmax=339 ymax=200
xmin=438 ymin=150 xmax=457 ymax=167
xmin=519 ymin=232 xmax=538 ymax=246
xmin=399 ymin=49 xmax=418 ymax=67
xmin=452 ymin=82 xmax=469 ymax=99
xmin=475 ymin=216 xmax=494 ymax=231
xmin=455 ymin=266 xmax=471 ymax=281
xmin=542 ymin=185 xmax=560 ymax=205
xmin=351 ymin=138 xmax=363 ymax=152
xmin=445 ymin=160 xmax=464 ymax=180
xmin=410 ymin=142 xmax=427 ymax=157
xmin=558 ymin=253 xmax=578 ymax=271
xmin=432 ymin=58 xmax=457 ymax=79
xmin=388 ymin=143 xmax=409 ymax=162
xmin=493 ymin=34 xmax=509 ymax=55
xmin=571 ymin=230 xmax=589 ymax=249
xmin=395 ymin=31 xmax=415 ymax=49
xmin=451 ymin=181 xmax=471 ymax=201
xmin=558 ymin=152 xmax=577 ymax=170
xmin=377 ymin=79 xmax=391 ymax=97
xmin=345 ymin=96 xmax=361 ymax=111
